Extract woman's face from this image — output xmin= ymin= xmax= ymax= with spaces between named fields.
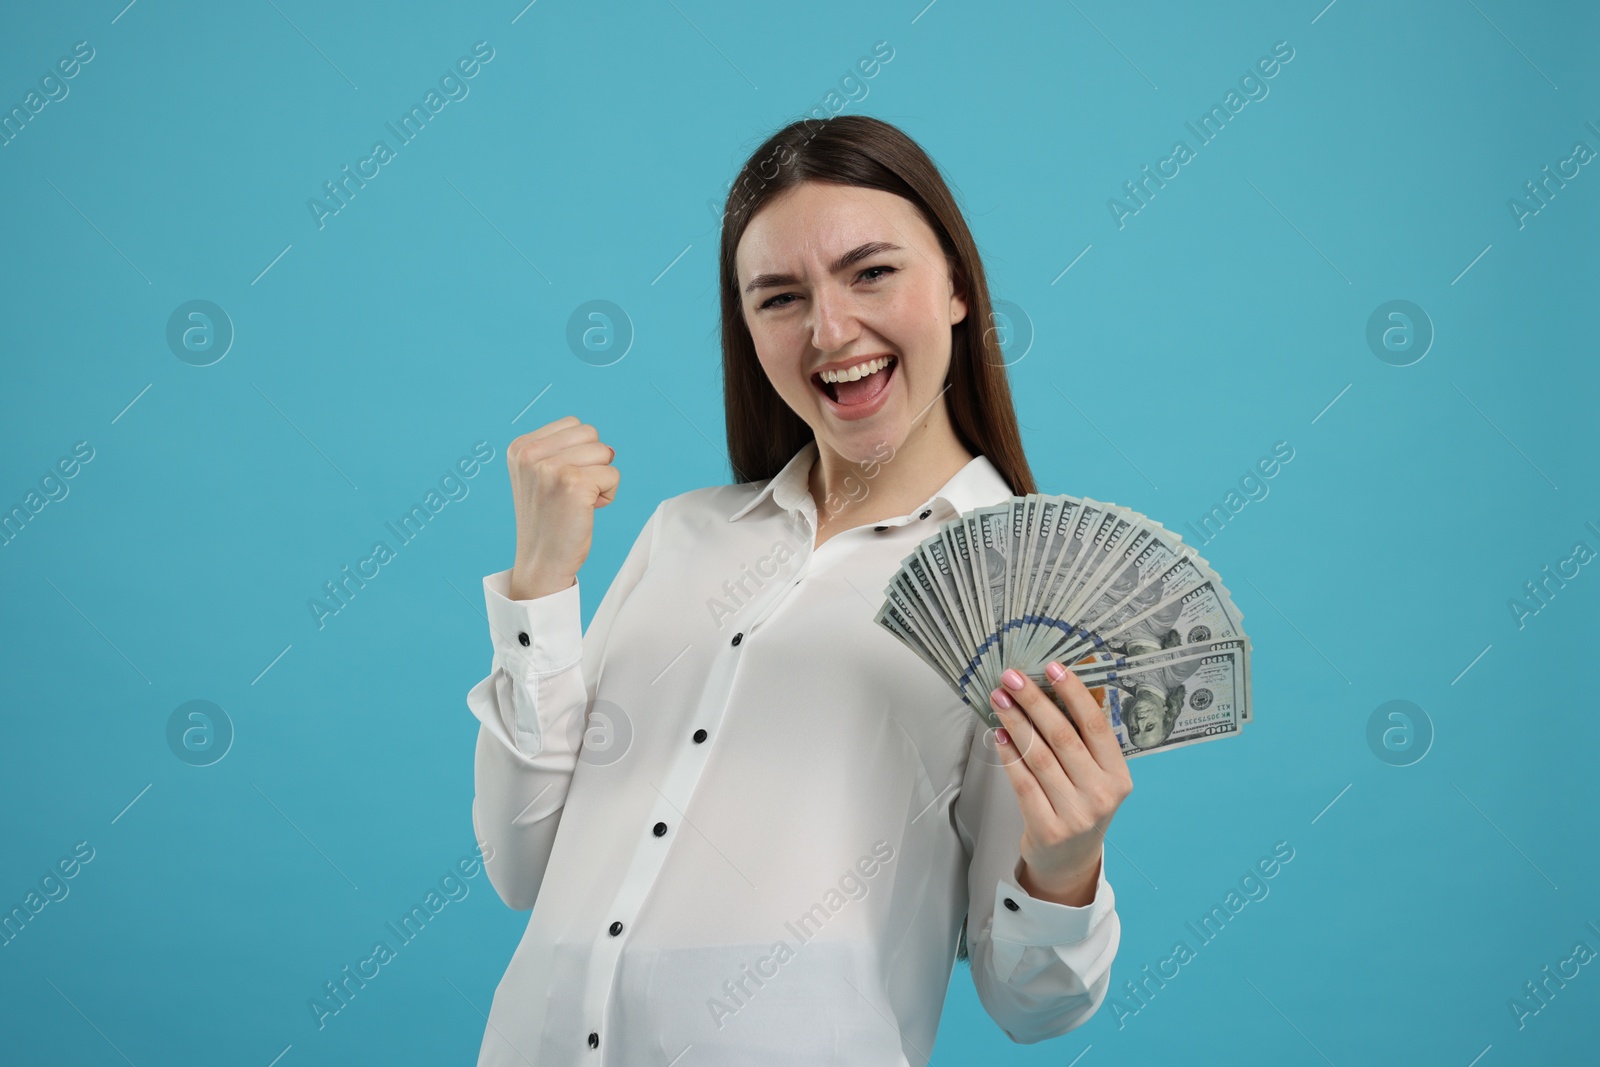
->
xmin=735 ymin=181 xmax=967 ymax=464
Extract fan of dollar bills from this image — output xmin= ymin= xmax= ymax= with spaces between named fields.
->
xmin=874 ymin=494 xmax=1252 ymax=759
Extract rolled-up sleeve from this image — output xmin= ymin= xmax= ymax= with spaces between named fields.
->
xmin=953 ymin=730 xmax=1121 ymax=1043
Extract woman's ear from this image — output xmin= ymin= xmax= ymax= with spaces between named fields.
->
xmin=948 ymin=271 xmax=968 ymax=326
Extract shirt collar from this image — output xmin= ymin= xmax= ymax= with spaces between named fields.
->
xmin=726 ymin=438 xmax=1014 ymax=526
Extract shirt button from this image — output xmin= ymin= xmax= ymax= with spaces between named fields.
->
xmin=731 ymin=632 xmax=743 ymax=646
xmin=588 ymin=1031 xmax=599 ymax=1049
xmin=609 ymin=920 xmax=623 ymax=936
xmin=653 ymin=821 xmax=668 ymax=837
xmin=517 ymin=632 xmax=530 ymax=646
xmin=874 ymin=524 xmax=887 ymax=532
xmin=919 ymin=509 xmax=931 ymax=519
xmin=1003 ymin=897 xmax=1019 ymax=911
xmin=693 ymin=728 xmax=707 ymax=743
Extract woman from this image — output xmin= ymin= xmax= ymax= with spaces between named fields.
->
xmin=465 ymin=115 xmax=1132 ymax=1066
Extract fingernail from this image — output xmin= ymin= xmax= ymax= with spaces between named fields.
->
xmin=1002 ymin=669 xmax=1025 ymax=691
xmin=990 ymin=687 xmax=1014 ymax=709
xmin=995 ymin=727 xmax=1010 ymax=746
xmin=1045 ymin=661 xmax=1066 ymax=682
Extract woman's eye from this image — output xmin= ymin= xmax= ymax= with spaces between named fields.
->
xmin=757 ymin=267 xmax=895 ymax=310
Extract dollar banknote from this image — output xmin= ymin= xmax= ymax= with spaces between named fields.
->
xmin=874 ymin=493 xmax=1252 ymax=754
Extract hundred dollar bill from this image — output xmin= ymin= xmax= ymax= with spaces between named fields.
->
xmin=876 ymin=599 xmax=994 ymax=712
xmin=1017 ymin=500 xmax=1112 ymax=665
xmin=919 ymin=534 xmax=974 ymax=658
xmin=875 ymin=600 xmax=945 ymax=679
xmin=876 ymin=492 xmax=1252 ymax=752
xmin=1023 ymin=553 xmax=1202 ymax=668
xmin=894 ymin=557 xmax=967 ymax=672
xmin=1067 ymin=574 xmax=1250 ymax=724
xmin=1021 ymin=512 xmax=1181 ymax=666
xmin=1013 ymin=496 xmax=1074 ymax=661
xmin=1005 ymin=500 xmax=1041 ymax=685
xmin=1105 ymin=641 xmax=1244 ymax=757
xmin=973 ymin=505 xmax=1015 ymax=693
xmin=1056 ymin=503 xmax=1141 ymax=632
xmin=1048 ymin=567 xmax=1240 ymax=666
xmin=987 ymin=639 xmax=1245 ymax=756
xmin=883 ymin=577 xmax=964 ymax=681
xmin=1064 ymin=639 xmax=1247 ymax=758
xmin=947 ymin=516 xmax=995 ymax=692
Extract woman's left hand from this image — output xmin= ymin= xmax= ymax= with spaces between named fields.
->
xmin=988 ymin=661 xmax=1133 ymax=907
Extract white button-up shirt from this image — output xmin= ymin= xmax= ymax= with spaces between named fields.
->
xmin=466 ymin=438 xmax=1119 ymax=1066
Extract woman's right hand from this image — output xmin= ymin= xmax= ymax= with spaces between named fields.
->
xmin=506 ymin=415 xmax=620 ymax=601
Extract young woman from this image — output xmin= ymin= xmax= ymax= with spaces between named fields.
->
xmin=466 ymin=114 xmax=1131 ymax=1066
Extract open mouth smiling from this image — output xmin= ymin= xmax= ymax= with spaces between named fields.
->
xmin=811 ymin=354 xmax=897 ymax=410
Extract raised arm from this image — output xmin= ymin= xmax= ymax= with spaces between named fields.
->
xmin=466 ymin=502 xmax=659 ymax=909
xmin=463 ymin=415 xmax=645 ymax=910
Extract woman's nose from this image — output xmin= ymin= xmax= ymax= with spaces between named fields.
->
xmin=809 ymin=285 xmax=860 ymax=351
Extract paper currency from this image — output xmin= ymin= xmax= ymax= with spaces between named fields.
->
xmin=874 ymin=493 xmax=1252 ymax=756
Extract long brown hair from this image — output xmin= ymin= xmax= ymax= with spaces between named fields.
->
xmin=717 ymin=114 xmax=1036 ymax=497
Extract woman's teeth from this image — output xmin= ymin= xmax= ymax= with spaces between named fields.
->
xmin=816 ymin=354 xmax=896 ymax=408
xmin=819 ymin=356 xmax=894 ymax=383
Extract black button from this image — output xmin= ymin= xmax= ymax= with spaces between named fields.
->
xmin=874 ymin=524 xmax=887 ymax=532
xmin=609 ymin=920 xmax=623 ymax=936
xmin=1003 ymin=897 xmax=1019 ymax=911
xmin=693 ymin=728 xmax=707 ymax=743
xmin=731 ymin=632 xmax=743 ymax=646
xmin=653 ymin=821 xmax=668 ymax=836
xmin=919 ymin=509 xmax=931 ymax=519
xmin=517 ymin=632 xmax=530 ymax=646
xmin=588 ymin=1031 xmax=599 ymax=1049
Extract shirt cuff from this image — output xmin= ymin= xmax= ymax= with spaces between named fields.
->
xmin=482 ymin=569 xmax=583 ymax=676
xmin=990 ymin=852 xmax=1115 ymax=947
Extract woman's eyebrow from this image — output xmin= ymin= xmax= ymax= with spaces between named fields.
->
xmin=743 ymin=241 xmax=905 ymax=293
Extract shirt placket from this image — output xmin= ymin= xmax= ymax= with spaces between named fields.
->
xmin=578 ymin=507 xmax=818 ymax=1059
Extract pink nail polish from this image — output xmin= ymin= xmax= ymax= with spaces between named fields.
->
xmin=991 ymin=687 xmax=1014 ymax=709
xmin=1045 ymin=661 xmax=1066 ymax=682
xmin=1002 ymin=669 xmax=1025 ymax=691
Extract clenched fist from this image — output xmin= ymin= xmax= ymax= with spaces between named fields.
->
xmin=506 ymin=415 xmax=620 ymax=601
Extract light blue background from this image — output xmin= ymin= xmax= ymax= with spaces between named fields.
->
xmin=2 ymin=1 xmax=1596 ymax=1064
